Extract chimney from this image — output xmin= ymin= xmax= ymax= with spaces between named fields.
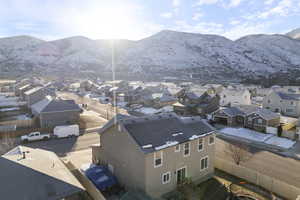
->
xmin=22 ymin=152 xmax=26 ymax=159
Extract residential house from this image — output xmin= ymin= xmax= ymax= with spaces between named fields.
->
xmin=213 ymin=105 xmax=280 ymax=132
xmin=24 ymin=85 xmax=55 ymax=107
xmin=176 ymin=90 xmax=219 ymax=116
xmin=0 ymin=146 xmax=85 ymax=200
xmin=93 ymin=113 xmax=216 ymax=198
xmin=263 ymin=91 xmax=300 ymax=117
xmin=31 ymin=97 xmax=81 ymax=128
xmin=220 ymin=89 xmax=251 ymax=107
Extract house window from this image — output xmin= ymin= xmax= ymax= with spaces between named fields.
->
xmin=198 ymin=138 xmax=203 ymax=151
xmin=291 ymin=101 xmax=294 ymax=105
xmin=183 ymin=142 xmax=190 ymax=157
xmin=257 ymin=119 xmax=263 ymax=124
xmin=162 ymin=172 xmax=171 ymax=184
xmin=154 ymin=151 xmax=163 ymax=168
xmin=200 ymin=156 xmax=209 ymax=171
xmin=208 ymin=136 xmax=215 ymax=145
xmin=268 ymin=100 xmax=271 ymax=103
xmin=223 ymin=95 xmax=226 ymax=98
xmin=175 ymin=144 xmax=180 ymax=152
xmin=286 ymin=108 xmax=293 ymax=113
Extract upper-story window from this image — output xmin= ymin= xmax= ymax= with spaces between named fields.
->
xmin=198 ymin=138 xmax=203 ymax=151
xmin=200 ymin=156 xmax=209 ymax=171
xmin=183 ymin=142 xmax=190 ymax=157
xmin=268 ymin=100 xmax=271 ymax=103
xmin=175 ymin=144 xmax=180 ymax=152
xmin=291 ymin=101 xmax=294 ymax=105
xmin=154 ymin=151 xmax=163 ymax=168
xmin=257 ymin=118 xmax=263 ymax=124
xmin=208 ymin=136 xmax=215 ymax=145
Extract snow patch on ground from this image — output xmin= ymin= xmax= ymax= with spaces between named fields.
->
xmin=220 ymin=127 xmax=295 ymax=149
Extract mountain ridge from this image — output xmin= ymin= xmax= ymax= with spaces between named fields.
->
xmin=1 ymin=29 xmax=300 ymax=81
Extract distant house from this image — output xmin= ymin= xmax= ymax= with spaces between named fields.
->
xmin=263 ymin=91 xmax=300 ymax=117
xmin=0 ymin=146 xmax=85 ymax=200
xmin=93 ymin=113 xmax=216 ymax=198
xmin=213 ymin=105 xmax=280 ymax=132
xmin=31 ymin=97 xmax=81 ymax=128
xmin=220 ymin=89 xmax=251 ymax=107
xmin=176 ymin=90 xmax=219 ymax=116
xmin=24 ymin=85 xmax=55 ymax=107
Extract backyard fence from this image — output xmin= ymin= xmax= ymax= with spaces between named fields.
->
xmin=215 ymin=157 xmax=300 ymax=200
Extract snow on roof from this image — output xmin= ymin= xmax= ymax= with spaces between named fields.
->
xmin=155 ymin=141 xmax=179 ymax=151
xmin=220 ymin=127 xmax=295 ymax=149
xmin=220 ymin=127 xmax=273 ymax=142
xmin=264 ymin=137 xmax=295 ymax=149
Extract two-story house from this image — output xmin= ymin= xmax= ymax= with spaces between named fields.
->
xmin=220 ymin=89 xmax=251 ymax=107
xmin=263 ymin=91 xmax=300 ymax=117
xmin=93 ymin=113 xmax=216 ymax=198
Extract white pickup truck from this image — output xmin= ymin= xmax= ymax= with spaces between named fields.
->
xmin=21 ymin=132 xmax=50 ymax=143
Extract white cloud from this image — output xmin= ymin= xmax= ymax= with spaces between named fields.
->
xmin=229 ymin=20 xmax=241 ymax=25
xmin=174 ymin=20 xmax=224 ymax=35
xmin=223 ymin=21 xmax=272 ymax=40
xmin=196 ymin=0 xmax=219 ymax=6
xmin=161 ymin=12 xmax=173 ymax=18
xmin=264 ymin=0 xmax=275 ymax=5
xmin=227 ymin=0 xmax=243 ymax=7
xmin=192 ymin=12 xmax=204 ymax=20
xmin=258 ymin=0 xmax=293 ymax=18
xmin=172 ymin=0 xmax=180 ymax=7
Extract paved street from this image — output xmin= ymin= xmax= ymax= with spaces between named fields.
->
xmin=216 ymin=137 xmax=300 ymax=189
xmin=57 ymin=92 xmax=128 ymax=119
xmin=24 ymin=132 xmax=100 ymax=156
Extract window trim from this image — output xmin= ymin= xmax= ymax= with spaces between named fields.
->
xmin=175 ymin=144 xmax=180 ymax=152
xmin=162 ymin=171 xmax=171 ymax=184
xmin=154 ymin=151 xmax=163 ymax=168
xmin=200 ymin=156 xmax=209 ymax=171
xmin=208 ymin=135 xmax=215 ymax=145
xmin=198 ymin=138 xmax=203 ymax=152
xmin=183 ymin=142 xmax=190 ymax=157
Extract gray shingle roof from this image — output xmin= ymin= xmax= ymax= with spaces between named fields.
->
xmin=121 ymin=113 xmax=215 ymax=153
xmin=41 ymin=100 xmax=81 ymax=113
xmin=276 ymin=92 xmax=300 ymax=100
xmin=221 ymin=105 xmax=279 ymax=120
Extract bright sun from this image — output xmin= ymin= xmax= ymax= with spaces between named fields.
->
xmin=75 ymin=5 xmax=140 ymax=39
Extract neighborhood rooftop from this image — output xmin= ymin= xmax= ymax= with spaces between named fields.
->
xmin=100 ymin=113 xmax=215 ymax=153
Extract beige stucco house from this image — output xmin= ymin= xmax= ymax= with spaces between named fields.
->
xmin=263 ymin=91 xmax=300 ymax=117
xmin=93 ymin=113 xmax=216 ymax=198
xmin=220 ymin=89 xmax=251 ymax=107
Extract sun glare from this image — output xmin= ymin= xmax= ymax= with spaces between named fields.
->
xmin=76 ymin=5 xmax=139 ymax=39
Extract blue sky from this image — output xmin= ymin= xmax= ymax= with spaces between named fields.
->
xmin=0 ymin=0 xmax=299 ymax=40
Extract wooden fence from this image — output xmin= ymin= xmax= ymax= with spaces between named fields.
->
xmin=215 ymin=157 xmax=300 ymax=200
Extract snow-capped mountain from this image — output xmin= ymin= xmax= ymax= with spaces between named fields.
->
xmin=286 ymin=28 xmax=300 ymax=40
xmin=1 ymin=30 xmax=300 ymax=80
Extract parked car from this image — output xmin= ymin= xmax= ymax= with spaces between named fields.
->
xmin=53 ymin=124 xmax=80 ymax=138
xmin=21 ymin=132 xmax=50 ymax=143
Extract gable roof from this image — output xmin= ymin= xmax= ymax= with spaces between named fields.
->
xmin=219 ymin=105 xmax=279 ymax=120
xmin=41 ymin=100 xmax=81 ymax=113
xmin=276 ymin=91 xmax=300 ymax=101
xmin=99 ymin=113 xmax=215 ymax=154
xmin=0 ymin=146 xmax=84 ymax=200
xmin=24 ymin=86 xmax=43 ymax=95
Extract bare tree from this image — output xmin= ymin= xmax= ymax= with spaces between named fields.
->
xmin=226 ymin=143 xmax=252 ymax=165
xmin=0 ymin=135 xmax=17 ymax=156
